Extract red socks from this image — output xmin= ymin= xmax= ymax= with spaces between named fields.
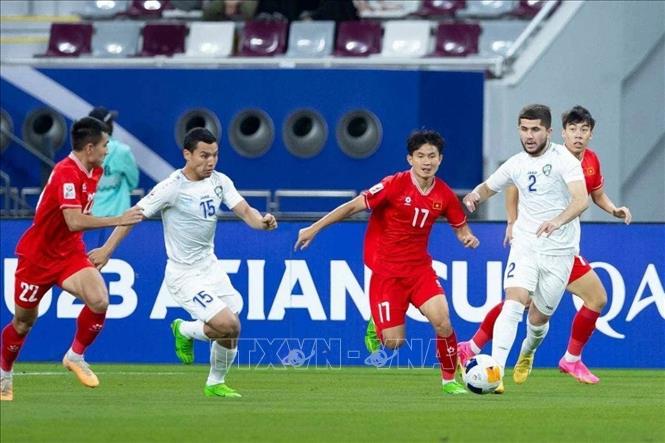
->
xmin=1 ymin=323 xmax=27 ymax=372
xmin=437 ymin=331 xmax=458 ymax=381
xmin=567 ymin=306 xmax=600 ymax=356
xmin=472 ymin=302 xmax=503 ymax=349
xmin=71 ymin=306 xmax=106 ymax=355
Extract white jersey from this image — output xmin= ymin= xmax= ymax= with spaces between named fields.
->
xmin=137 ymin=170 xmax=243 ymax=265
xmin=486 ymin=142 xmax=585 ymax=255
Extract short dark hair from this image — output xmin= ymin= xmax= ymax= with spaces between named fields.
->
xmin=183 ymin=127 xmax=216 ymax=152
xmin=71 ymin=117 xmax=108 ymax=151
xmin=406 ymin=129 xmax=445 ymax=155
xmin=518 ymin=104 xmax=552 ymax=129
xmin=562 ymin=105 xmax=595 ymax=130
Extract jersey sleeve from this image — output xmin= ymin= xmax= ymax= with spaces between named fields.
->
xmin=362 ymin=175 xmax=394 ymax=210
xmin=589 ymin=154 xmax=604 ymax=191
xmin=53 ymin=167 xmax=84 ymax=209
xmin=137 ymin=176 xmax=179 ymax=218
xmin=220 ymin=174 xmax=244 ymax=210
xmin=561 ymin=153 xmax=585 ymax=184
xmin=442 ymin=185 xmax=467 ymax=228
xmin=485 ymin=158 xmax=514 ymax=192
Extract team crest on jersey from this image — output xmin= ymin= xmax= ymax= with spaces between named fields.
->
xmin=585 ymin=167 xmax=595 ymax=175
xmin=368 ymin=183 xmax=384 ymax=195
xmin=542 ymin=164 xmax=552 ymax=176
xmin=214 ymin=186 xmax=224 ymax=199
xmin=82 ymin=183 xmax=87 ymax=193
xmin=433 ymin=201 xmax=442 ymax=210
xmin=63 ymin=183 xmax=76 ymax=199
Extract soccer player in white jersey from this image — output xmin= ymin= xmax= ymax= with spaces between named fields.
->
xmin=89 ymin=127 xmax=277 ymax=398
xmin=462 ymin=104 xmax=589 ymax=393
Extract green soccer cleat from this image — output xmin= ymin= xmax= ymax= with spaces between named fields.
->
xmin=204 ymin=383 xmax=242 ymax=398
xmin=364 ymin=318 xmax=381 ymax=353
xmin=171 ymin=319 xmax=194 ymax=365
xmin=442 ymin=380 xmax=468 ymax=395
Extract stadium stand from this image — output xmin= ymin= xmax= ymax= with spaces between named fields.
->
xmin=43 ymin=22 xmax=93 ymax=57
xmin=92 ymin=21 xmax=142 ymax=57
xmin=335 ymin=20 xmax=382 ymax=57
xmin=238 ymin=19 xmax=288 ymax=57
xmin=286 ymin=20 xmax=335 ymax=58
xmin=380 ymin=20 xmax=432 ymax=58
xmin=431 ymin=22 xmax=481 ymax=57
xmin=140 ymin=22 xmax=188 ymax=56
xmin=183 ymin=21 xmax=235 ymax=57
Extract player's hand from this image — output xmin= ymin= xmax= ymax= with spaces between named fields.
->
xmin=536 ymin=219 xmax=561 ymax=237
xmin=88 ymin=247 xmax=110 ymax=270
xmin=460 ymin=233 xmax=480 ymax=249
xmin=118 ymin=206 xmax=144 ymax=226
xmin=503 ymin=222 xmax=514 ymax=247
xmin=612 ymin=206 xmax=632 ymax=224
xmin=294 ymin=226 xmax=317 ymax=251
xmin=462 ymin=191 xmax=481 ymax=213
xmin=262 ymin=213 xmax=277 ymax=230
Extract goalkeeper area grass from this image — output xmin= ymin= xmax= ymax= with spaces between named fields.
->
xmin=2 ymin=364 xmax=663 ymax=442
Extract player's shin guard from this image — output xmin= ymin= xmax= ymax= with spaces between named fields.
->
xmin=566 ymin=306 xmax=600 ymax=358
xmin=1 ymin=324 xmax=27 ymax=372
xmin=436 ymin=331 xmax=458 ymax=382
xmin=207 ymin=341 xmax=238 ymax=386
xmin=520 ymin=320 xmax=549 ymax=356
xmin=472 ymin=302 xmax=503 ymax=350
xmin=71 ymin=306 xmax=106 ymax=354
xmin=491 ymin=300 xmax=525 ymax=368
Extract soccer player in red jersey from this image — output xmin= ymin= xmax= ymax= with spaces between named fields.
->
xmin=0 ymin=117 xmax=144 ymax=401
xmin=295 ymin=130 xmax=480 ymax=395
xmin=458 ymin=106 xmax=632 ymax=386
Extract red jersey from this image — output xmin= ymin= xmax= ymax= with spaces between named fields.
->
xmin=16 ymin=153 xmax=103 ymax=261
xmin=580 ymin=148 xmax=604 ymax=194
xmin=362 ymin=170 xmax=467 ymax=276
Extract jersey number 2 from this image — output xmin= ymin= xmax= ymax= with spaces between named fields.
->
xmin=527 ymin=174 xmax=537 ymax=192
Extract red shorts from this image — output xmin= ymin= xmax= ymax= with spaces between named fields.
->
xmin=568 ymin=255 xmax=593 ymax=285
xmin=14 ymin=253 xmax=94 ymax=309
xmin=369 ymin=266 xmax=443 ymax=336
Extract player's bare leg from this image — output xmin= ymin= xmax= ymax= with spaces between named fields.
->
xmin=202 ymin=308 xmax=242 ymax=398
xmin=60 ymin=268 xmax=109 ymax=388
xmin=1 ymin=306 xmax=38 ymax=401
xmin=559 ymin=271 xmax=605 ymax=384
xmin=514 ymin=306 xmax=549 ymax=384
xmin=420 ymin=295 xmax=467 ymax=395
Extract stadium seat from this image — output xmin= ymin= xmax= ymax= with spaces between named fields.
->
xmin=238 ymin=20 xmax=288 ymax=57
xmin=417 ymin=0 xmax=466 ymax=17
xmin=457 ymin=0 xmax=516 ymax=18
xmin=80 ymin=0 xmax=129 ymax=18
xmin=431 ymin=22 xmax=481 ymax=57
xmin=360 ymin=0 xmax=420 ymax=18
xmin=44 ymin=23 xmax=93 ymax=57
xmin=184 ymin=22 xmax=235 ymax=57
xmin=286 ymin=21 xmax=335 ymax=58
xmin=92 ymin=21 xmax=141 ymax=57
xmin=140 ymin=23 xmax=187 ymax=56
xmin=122 ymin=0 xmax=172 ymax=18
xmin=335 ymin=21 xmax=382 ymax=57
xmin=381 ymin=20 xmax=432 ymax=58
xmin=512 ymin=0 xmax=550 ymax=18
xmin=478 ymin=20 xmax=527 ymax=57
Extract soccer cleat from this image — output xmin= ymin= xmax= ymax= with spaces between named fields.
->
xmin=442 ymin=380 xmax=468 ymax=395
xmin=456 ymin=341 xmax=475 ymax=370
xmin=364 ymin=318 xmax=381 ymax=354
xmin=558 ymin=357 xmax=600 ymax=384
xmin=0 ymin=373 xmax=13 ymax=401
xmin=62 ymin=356 xmax=99 ymax=388
xmin=493 ymin=380 xmax=505 ymax=394
xmin=171 ymin=319 xmax=194 ymax=365
xmin=513 ymin=353 xmax=534 ymax=384
xmin=204 ymin=383 xmax=242 ymax=398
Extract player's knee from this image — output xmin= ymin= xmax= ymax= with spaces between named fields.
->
xmin=87 ymin=296 xmax=109 ymax=313
xmin=432 ymin=319 xmax=452 ymax=337
xmin=12 ymin=317 xmax=36 ymax=335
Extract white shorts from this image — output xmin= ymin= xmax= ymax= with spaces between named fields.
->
xmin=503 ymin=241 xmax=574 ymax=317
xmin=165 ymin=255 xmax=243 ymax=323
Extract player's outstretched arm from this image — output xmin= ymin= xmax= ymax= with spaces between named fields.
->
xmin=590 ymin=188 xmax=632 ymax=224
xmin=503 ymin=185 xmax=518 ymax=247
xmin=88 ymin=224 xmax=136 ymax=270
xmin=463 ymin=183 xmax=497 ymax=213
xmin=453 ymin=224 xmax=480 ymax=249
xmin=232 ymin=200 xmax=277 ymax=230
xmin=536 ymin=180 xmax=589 ymax=237
xmin=294 ymin=195 xmax=366 ymax=251
xmin=62 ymin=206 xmax=144 ymax=232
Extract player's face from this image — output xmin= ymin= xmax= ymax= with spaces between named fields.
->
xmin=562 ymin=122 xmax=593 ymax=159
xmin=87 ymin=132 xmax=109 ymax=167
xmin=184 ymin=141 xmax=219 ymax=180
xmin=407 ymin=143 xmax=442 ymax=181
xmin=519 ymin=119 xmax=551 ymax=157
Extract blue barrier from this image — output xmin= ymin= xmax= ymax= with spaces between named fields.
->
xmin=1 ymin=220 xmax=663 ymax=368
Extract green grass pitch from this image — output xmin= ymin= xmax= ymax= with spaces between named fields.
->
xmin=2 ymin=364 xmax=663 ymax=442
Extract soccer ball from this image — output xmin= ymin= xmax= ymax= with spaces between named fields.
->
xmin=462 ymin=354 xmax=504 ymax=394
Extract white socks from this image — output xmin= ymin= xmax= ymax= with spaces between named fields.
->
xmin=65 ymin=348 xmax=84 ymax=361
xmin=179 ymin=320 xmax=209 ymax=341
xmin=519 ymin=320 xmax=549 ymax=356
xmin=491 ymin=300 xmax=525 ymax=368
xmin=563 ymin=351 xmax=581 ymax=363
xmin=469 ymin=340 xmax=482 ymax=354
xmin=207 ymin=341 xmax=238 ymax=386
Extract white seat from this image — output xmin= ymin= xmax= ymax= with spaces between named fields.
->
xmin=286 ymin=21 xmax=335 ymax=58
xmin=92 ymin=21 xmax=141 ymax=57
xmin=81 ymin=0 xmax=129 ymax=18
xmin=184 ymin=22 xmax=235 ymax=57
xmin=457 ymin=0 xmax=516 ymax=18
xmin=380 ymin=20 xmax=431 ymax=58
xmin=479 ymin=20 xmax=528 ymax=57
